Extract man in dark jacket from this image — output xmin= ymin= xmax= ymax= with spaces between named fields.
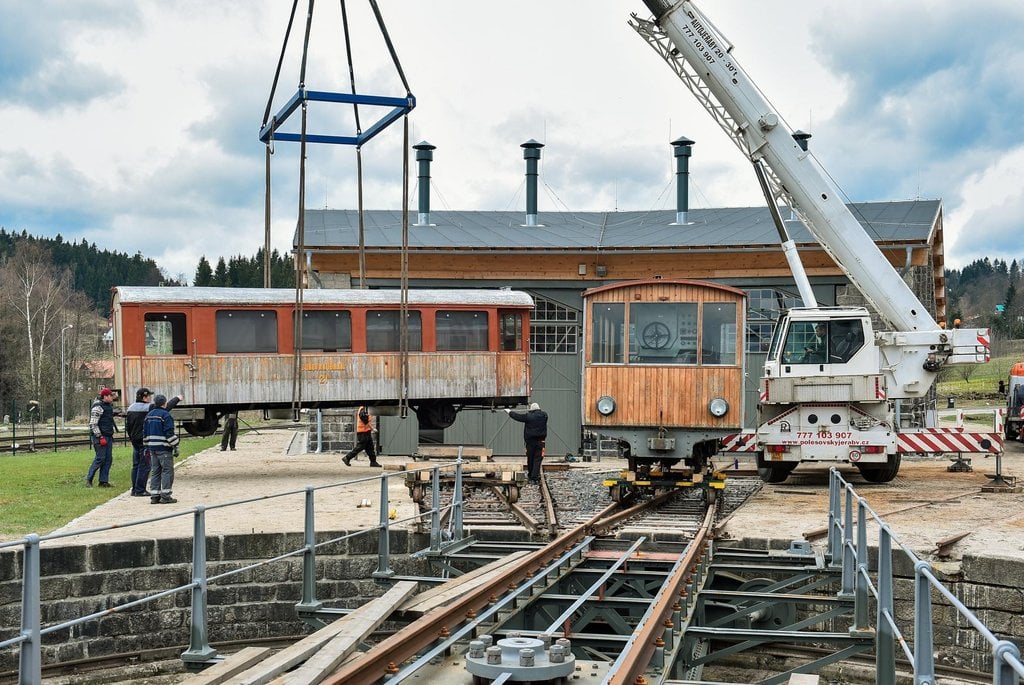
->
xmin=85 ymin=388 xmax=118 ymax=487
xmin=125 ymin=388 xmax=182 ymax=497
xmin=505 ymin=402 xmax=548 ymax=484
xmin=144 ymin=395 xmax=181 ymax=504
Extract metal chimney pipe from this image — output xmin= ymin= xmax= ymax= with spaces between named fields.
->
xmin=521 ymin=139 xmax=544 ymax=227
xmin=413 ymin=141 xmax=436 ymax=226
xmin=671 ymin=136 xmax=694 ymax=225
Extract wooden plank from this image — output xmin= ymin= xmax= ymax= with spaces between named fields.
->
xmin=415 ymin=445 xmax=493 ymax=459
xmin=787 ymin=675 xmax=820 ymax=684
xmin=227 ymin=581 xmax=418 ymax=685
xmin=398 ymin=550 xmax=532 ymax=616
xmin=188 ymin=647 xmax=272 ymax=685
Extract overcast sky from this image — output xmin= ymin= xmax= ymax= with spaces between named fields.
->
xmin=1 ymin=0 xmax=1022 ymax=282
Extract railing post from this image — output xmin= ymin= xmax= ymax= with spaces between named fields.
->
xmin=912 ymin=561 xmax=935 ymax=684
xmin=840 ymin=485 xmax=854 ymax=596
xmin=452 ymin=454 xmax=465 ymax=543
xmin=993 ymin=640 xmax=1022 ymax=685
xmin=854 ymin=499 xmax=869 ymax=631
xmin=429 ymin=466 xmax=442 ymax=551
xmin=374 ymin=473 xmax=394 ymax=578
xmin=18 ymin=534 xmax=41 ymax=685
xmin=828 ymin=469 xmax=841 ymax=565
xmin=181 ymin=507 xmax=217 ymax=663
xmin=296 ymin=486 xmax=322 ymax=611
xmin=876 ymin=524 xmax=896 ymax=685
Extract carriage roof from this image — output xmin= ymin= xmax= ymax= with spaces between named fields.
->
xmin=112 ymin=287 xmax=534 ymax=308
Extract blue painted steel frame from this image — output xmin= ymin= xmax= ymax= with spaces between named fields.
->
xmin=258 ymin=88 xmax=415 ymax=146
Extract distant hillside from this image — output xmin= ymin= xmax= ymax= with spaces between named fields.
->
xmin=945 ymin=257 xmax=1023 ymax=338
xmin=0 ymin=228 xmax=172 ymax=312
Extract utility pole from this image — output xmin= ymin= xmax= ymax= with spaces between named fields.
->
xmin=60 ymin=324 xmax=74 ymax=428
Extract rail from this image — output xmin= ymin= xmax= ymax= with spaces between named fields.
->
xmin=0 ymin=457 xmax=473 ymax=684
xmin=827 ymin=468 xmax=1024 ymax=684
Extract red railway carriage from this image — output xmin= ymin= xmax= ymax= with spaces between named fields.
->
xmin=111 ymin=287 xmax=533 ymax=435
xmin=582 ymin=278 xmax=746 ymax=473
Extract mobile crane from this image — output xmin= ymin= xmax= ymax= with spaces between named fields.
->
xmin=632 ymin=1 xmax=999 ymax=483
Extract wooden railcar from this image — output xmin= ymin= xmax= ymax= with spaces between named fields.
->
xmin=582 ymin=279 xmax=746 ymax=473
xmin=111 ymin=287 xmax=533 ymax=435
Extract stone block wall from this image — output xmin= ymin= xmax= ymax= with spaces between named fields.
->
xmin=0 ymin=528 xmax=428 ymax=673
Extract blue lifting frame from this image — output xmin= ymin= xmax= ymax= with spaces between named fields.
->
xmin=259 ymin=88 xmax=416 ymax=147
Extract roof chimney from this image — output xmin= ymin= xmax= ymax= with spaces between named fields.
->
xmin=413 ymin=141 xmax=436 ymax=226
xmin=792 ymin=130 xmax=811 ymax=151
xmin=671 ymin=136 xmax=694 ymax=225
xmin=521 ymin=139 xmax=544 ymax=227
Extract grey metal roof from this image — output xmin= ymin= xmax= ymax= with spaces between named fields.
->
xmin=299 ymin=200 xmax=940 ymax=251
xmin=114 ymin=287 xmax=534 ymax=307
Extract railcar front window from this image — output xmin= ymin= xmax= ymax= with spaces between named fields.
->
xmin=436 ymin=311 xmax=488 ymax=351
xmin=297 ymin=310 xmax=351 ymax=351
xmin=216 ymin=310 xmax=278 ymax=353
xmin=591 ymin=303 xmax=624 ymax=364
xmin=144 ymin=313 xmax=187 ymax=355
xmin=629 ymin=302 xmax=698 ymax=365
xmin=500 ymin=311 xmax=523 ymax=351
xmin=366 ymin=310 xmax=422 ymax=352
xmin=701 ymin=303 xmax=738 ymax=365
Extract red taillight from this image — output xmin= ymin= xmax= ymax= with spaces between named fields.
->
xmin=862 ymin=445 xmax=885 ymax=454
xmin=766 ymin=445 xmax=787 ymax=453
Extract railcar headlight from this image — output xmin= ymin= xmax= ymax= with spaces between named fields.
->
xmin=596 ymin=395 xmax=616 ymax=416
xmin=708 ymin=397 xmax=729 ymax=417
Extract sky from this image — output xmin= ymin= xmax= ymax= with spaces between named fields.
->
xmin=1 ymin=0 xmax=1023 ymax=282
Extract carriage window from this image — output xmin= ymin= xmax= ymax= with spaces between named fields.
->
xmin=366 ymin=310 xmax=422 ymax=352
xmin=629 ymin=302 xmax=697 ymax=365
xmin=436 ymin=311 xmax=489 ymax=351
xmin=296 ymin=310 xmax=351 ymax=351
xmin=500 ymin=311 xmax=523 ymax=351
xmin=145 ymin=312 xmax=187 ymax=355
xmin=702 ymin=303 xmax=737 ymax=365
xmin=591 ymin=303 xmax=624 ymax=364
xmin=216 ymin=310 xmax=278 ymax=353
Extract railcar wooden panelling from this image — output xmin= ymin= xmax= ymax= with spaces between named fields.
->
xmin=582 ymin=279 xmax=745 ymax=430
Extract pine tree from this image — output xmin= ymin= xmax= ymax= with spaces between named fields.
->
xmin=193 ymin=256 xmax=213 ymax=286
xmin=213 ymin=258 xmax=228 ymax=286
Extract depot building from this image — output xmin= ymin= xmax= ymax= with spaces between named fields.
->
xmin=293 ymin=139 xmax=947 ymax=458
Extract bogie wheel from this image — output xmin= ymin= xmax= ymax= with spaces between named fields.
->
xmin=414 ymin=401 xmax=458 ymax=429
xmin=183 ymin=416 xmax=219 ymax=437
xmin=609 ymin=484 xmax=627 ymax=502
xmin=856 ymin=453 xmax=901 ymax=483
xmin=508 ymin=486 xmax=520 ymax=504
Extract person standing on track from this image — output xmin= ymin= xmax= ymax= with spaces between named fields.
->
xmin=505 ymin=402 xmax=548 ymax=484
xmin=342 ymin=405 xmax=380 ymax=467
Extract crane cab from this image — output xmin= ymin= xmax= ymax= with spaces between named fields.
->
xmin=764 ymin=307 xmax=878 ymax=380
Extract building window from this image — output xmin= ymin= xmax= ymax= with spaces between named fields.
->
xmin=216 ymin=310 xmax=278 ymax=353
xmin=366 ymin=310 xmax=422 ymax=352
xmin=591 ymin=303 xmax=624 ymax=364
xmin=531 ymin=295 xmax=579 ymax=354
xmin=296 ymin=310 xmax=351 ymax=351
xmin=436 ymin=310 xmax=488 ymax=351
xmin=744 ymin=288 xmax=802 ymax=352
xmin=144 ymin=312 xmax=187 ymax=355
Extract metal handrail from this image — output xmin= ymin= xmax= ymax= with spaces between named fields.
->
xmin=827 ymin=468 xmax=1024 ymax=684
xmin=2 ymin=458 xmax=471 ymax=684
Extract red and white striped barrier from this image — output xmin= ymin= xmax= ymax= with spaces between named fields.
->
xmin=898 ymin=428 xmax=1003 ymax=455
xmin=719 ymin=432 xmax=757 ymax=452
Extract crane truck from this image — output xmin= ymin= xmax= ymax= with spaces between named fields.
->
xmin=632 ymin=1 xmax=1000 ymax=483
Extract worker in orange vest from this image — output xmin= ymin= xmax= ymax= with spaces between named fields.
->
xmin=342 ymin=406 xmax=381 ymax=467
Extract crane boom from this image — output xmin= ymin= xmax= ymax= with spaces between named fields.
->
xmin=633 ymin=0 xmax=935 ymax=332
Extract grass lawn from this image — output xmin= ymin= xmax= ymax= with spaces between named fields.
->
xmin=0 ymin=436 xmax=219 ymax=539
xmin=936 ymin=353 xmax=1018 ymax=401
